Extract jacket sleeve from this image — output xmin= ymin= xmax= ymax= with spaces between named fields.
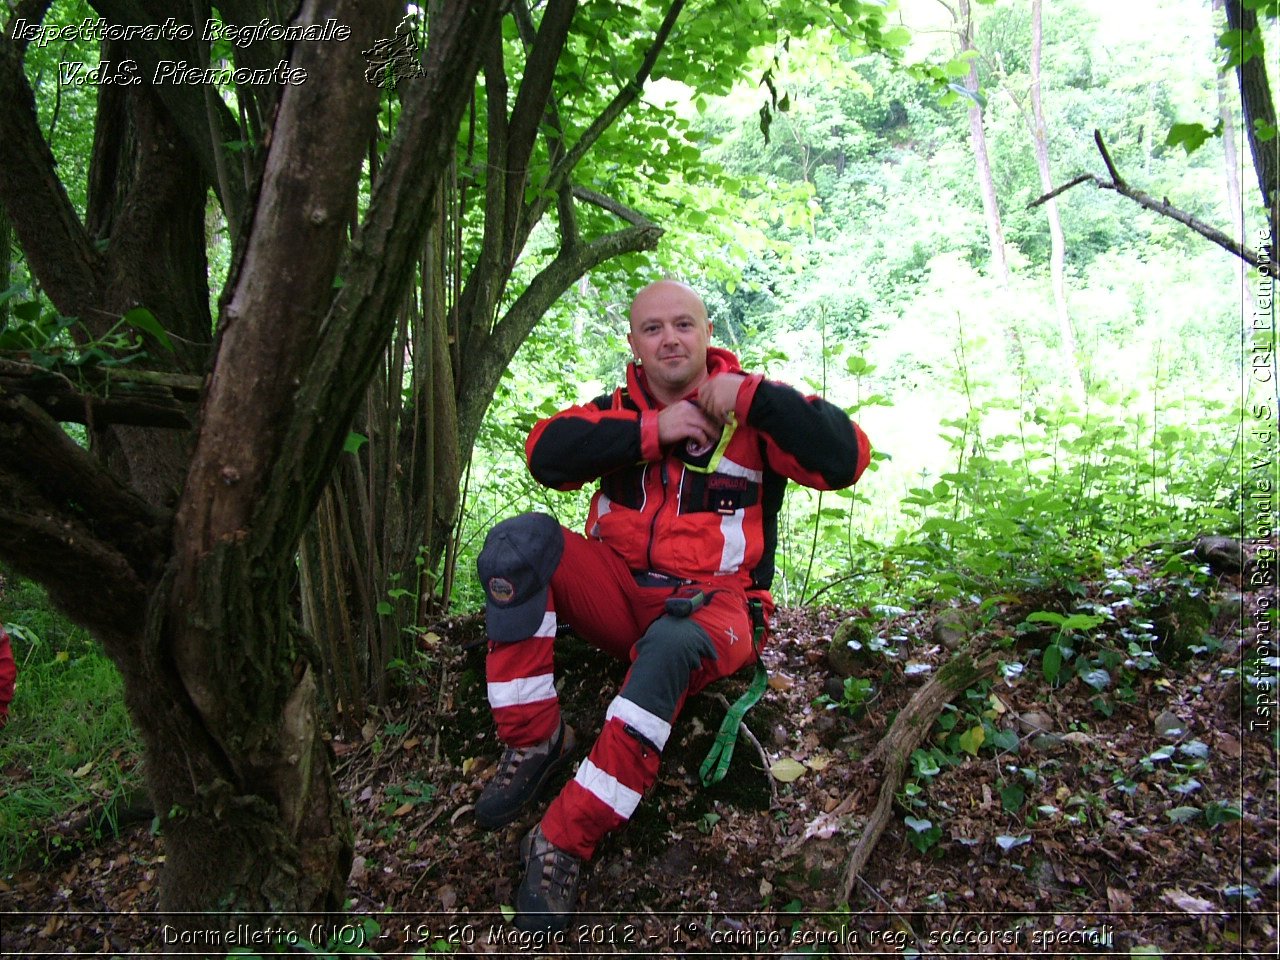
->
xmin=735 ymin=375 xmax=871 ymax=490
xmin=526 ymin=396 xmax=661 ymax=490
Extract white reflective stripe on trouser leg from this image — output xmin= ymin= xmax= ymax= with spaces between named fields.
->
xmin=574 ymin=757 xmax=643 ymax=819
xmin=487 ymin=673 xmax=557 ymax=709
xmin=533 ymin=610 xmax=557 ymax=639
xmin=605 ymin=695 xmax=672 ymax=751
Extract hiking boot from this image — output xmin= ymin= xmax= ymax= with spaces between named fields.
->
xmin=475 ymin=722 xmax=575 ymax=829
xmin=514 ymin=823 xmax=582 ymax=932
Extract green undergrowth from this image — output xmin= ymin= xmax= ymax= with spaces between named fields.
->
xmin=0 ymin=573 xmax=144 ymax=875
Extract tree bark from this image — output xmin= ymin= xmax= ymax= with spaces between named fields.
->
xmin=1223 ymin=0 xmax=1279 ymax=250
xmin=1213 ymin=0 xmax=1245 ymax=247
xmin=154 ymin=0 xmax=497 ymax=924
xmin=957 ymin=0 xmax=1010 ymax=286
xmin=1028 ymin=0 xmax=1084 ymax=401
xmin=0 ymin=0 xmax=504 ymax=931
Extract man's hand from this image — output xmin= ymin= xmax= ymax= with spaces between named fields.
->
xmin=658 ymin=400 xmax=721 ymax=449
xmin=696 ymin=373 xmax=745 ymax=424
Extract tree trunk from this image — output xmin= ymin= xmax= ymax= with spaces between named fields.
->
xmin=958 ymin=0 xmax=1010 ymax=286
xmin=1223 ymin=0 xmax=1280 ymax=249
xmin=1213 ymin=0 xmax=1245 ymax=247
xmin=0 ymin=203 xmax=10 ymax=330
xmin=292 ymin=0 xmax=679 ymax=719
xmin=1 ymin=0 xmax=504 ymax=932
xmin=1028 ymin=0 xmax=1084 ymax=401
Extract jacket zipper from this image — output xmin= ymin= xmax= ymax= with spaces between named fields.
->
xmin=646 ymin=460 xmax=668 ymax=572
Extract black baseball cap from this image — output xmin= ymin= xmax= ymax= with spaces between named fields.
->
xmin=476 ymin=512 xmax=564 ymax=642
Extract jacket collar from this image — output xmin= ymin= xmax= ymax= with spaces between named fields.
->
xmin=626 ymin=346 xmax=743 ymax=411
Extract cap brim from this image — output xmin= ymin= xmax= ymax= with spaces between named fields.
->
xmin=485 ymin=584 xmax=550 ymax=643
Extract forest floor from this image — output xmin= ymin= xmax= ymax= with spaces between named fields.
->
xmin=0 ymin=550 xmax=1276 ymax=957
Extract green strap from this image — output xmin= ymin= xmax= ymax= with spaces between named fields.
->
xmin=699 ymin=607 xmax=768 ymax=787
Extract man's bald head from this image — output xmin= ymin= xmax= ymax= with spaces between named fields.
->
xmin=627 ymin=280 xmax=714 ymax=405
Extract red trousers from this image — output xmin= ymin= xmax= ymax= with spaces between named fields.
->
xmin=485 ymin=528 xmax=763 ymax=859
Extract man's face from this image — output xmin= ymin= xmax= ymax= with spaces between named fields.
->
xmin=627 ymin=281 xmax=713 ymax=401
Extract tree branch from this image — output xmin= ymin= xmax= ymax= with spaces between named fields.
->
xmin=260 ymin=0 xmax=504 ymax=557
xmin=1092 ymin=128 xmax=1124 ymax=186
xmin=839 ymin=650 xmax=999 ymax=902
xmin=1028 ymin=131 xmax=1278 ymax=277
xmin=456 ymin=218 xmax=663 ymax=453
xmin=544 ymin=0 xmax=686 ymax=201
xmin=87 ymin=0 xmax=249 ymax=221
xmin=501 ymin=0 xmax=578 ymax=251
xmin=0 ymin=391 xmax=170 ymax=577
xmin=0 ymin=359 xmax=201 ymax=428
xmin=0 ymin=37 xmax=103 ymax=322
xmin=570 ymin=186 xmax=655 ymax=226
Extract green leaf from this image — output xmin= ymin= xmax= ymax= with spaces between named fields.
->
xmin=990 ymin=728 xmax=1020 ymax=752
xmin=1059 ymin=613 xmax=1105 ymax=632
xmin=957 ymin=724 xmax=985 ymax=756
xmin=1165 ymin=806 xmax=1200 ymax=823
xmin=1164 ymin=122 xmax=1220 ymax=155
xmin=769 ymin=757 xmax=807 ymax=782
xmin=375 ymin=601 xmax=394 ymax=616
xmin=1042 ymin=644 xmax=1063 ymax=684
xmin=1000 ymin=784 xmax=1025 ymax=812
xmin=121 ymin=307 xmax=174 ymax=353
xmin=344 ymin=432 xmax=369 ymax=455
xmin=881 ymin=26 xmax=911 ymax=48
xmin=11 ymin=301 xmax=41 ymax=322
xmin=1080 ymin=667 xmax=1111 ymax=691
xmin=1026 ymin=611 xmax=1066 ymax=626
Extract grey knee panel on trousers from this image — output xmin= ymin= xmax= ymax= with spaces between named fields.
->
xmin=619 ymin=616 xmax=718 ymax=723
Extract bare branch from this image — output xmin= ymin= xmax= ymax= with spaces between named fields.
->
xmin=0 ymin=359 xmax=200 ymax=428
xmin=545 ymin=0 xmax=686 ymax=195
xmin=1029 ymin=132 xmax=1278 ymax=277
xmin=570 ymin=186 xmax=656 ymax=226
xmin=4 ymin=0 xmax=53 ymax=52
xmin=1026 ymin=173 xmax=1092 ymax=209
xmin=1092 ymin=129 xmax=1124 ymax=187
xmin=0 ymin=391 xmax=170 ymax=573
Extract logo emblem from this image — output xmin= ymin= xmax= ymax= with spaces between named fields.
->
xmin=487 ymin=576 xmax=516 ymax=605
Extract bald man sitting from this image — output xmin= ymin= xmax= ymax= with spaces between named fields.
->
xmin=474 ymin=280 xmax=871 ymax=930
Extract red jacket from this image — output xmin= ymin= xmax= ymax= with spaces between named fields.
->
xmin=525 ymin=347 xmax=871 ymax=591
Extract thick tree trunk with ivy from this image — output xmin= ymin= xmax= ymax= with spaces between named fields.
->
xmin=0 ymin=0 xmax=501 ymax=926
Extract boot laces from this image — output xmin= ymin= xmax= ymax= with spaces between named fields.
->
xmin=528 ymin=828 xmax=579 ymax=899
